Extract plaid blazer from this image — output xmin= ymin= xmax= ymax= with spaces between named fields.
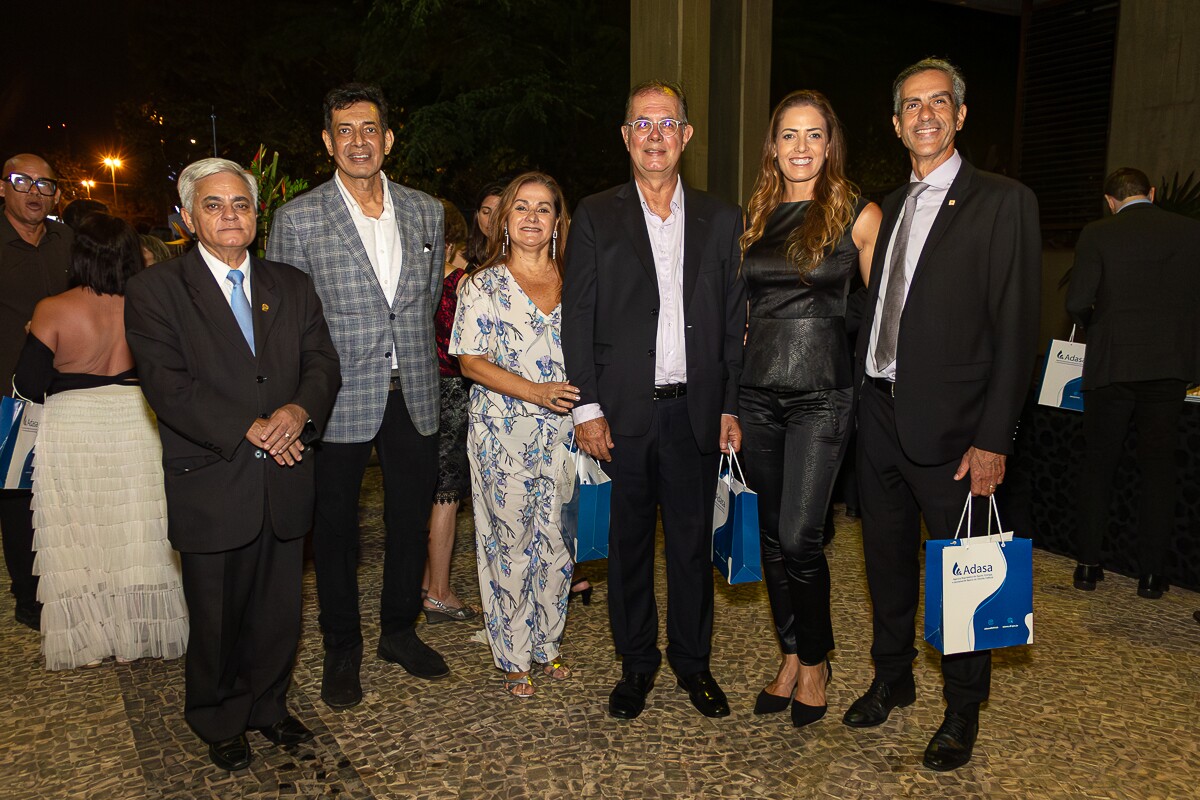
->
xmin=268 ymin=177 xmax=445 ymax=441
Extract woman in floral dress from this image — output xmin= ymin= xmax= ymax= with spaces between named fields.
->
xmin=451 ymin=171 xmax=578 ymax=698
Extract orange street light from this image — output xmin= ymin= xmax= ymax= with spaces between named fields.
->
xmin=81 ymin=180 xmax=95 ymax=199
xmin=102 ymin=156 xmax=123 ymax=205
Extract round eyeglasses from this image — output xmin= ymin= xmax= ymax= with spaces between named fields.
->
xmin=4 ymin=173 xmax=59 ymax=197
xmin=622 ymin=118 xmax=684 ymax=139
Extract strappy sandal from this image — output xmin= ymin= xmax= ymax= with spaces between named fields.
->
xmin=536 ymin=659 xmax=573 ymax=681
xmin=503 ymin=672 xmax=535 ymax=698
xmin=423 ymin=595 xmax=478 ymax=624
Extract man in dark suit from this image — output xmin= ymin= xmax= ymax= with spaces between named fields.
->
xmin=268 ymin=85 xmax=448 ymax=709
xmin=0 ymin=153 xmax=72 ymax=631
xmin=1066 ymin=167 xmax=1200 ymax=599
xmin=843 ymin=59 xmax=1040 ymax=771
xmin=562 ymin=80 xmax=746 ymax=720
xmin=125 ymin=158 xmax=340 ymax=771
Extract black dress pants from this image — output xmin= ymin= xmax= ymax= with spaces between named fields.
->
xmin=180 ymin=515 xmax=303 ymax=744
xmin=740 ymin=386 xmax=850 ymax=664
xmin=857 ymin=379 xmax=991 ymax=713
xmin=0 ymin=490 xmax=37 ymax=611
xmin=312 ymin=385 xmax=438 ymax=652
xmin=606 ymin=396 xmax=718 ymax=676
xmin=1076 ymin=379 xmax=1187 ymax=574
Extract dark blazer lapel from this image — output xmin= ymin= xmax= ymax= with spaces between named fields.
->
xmin=863 ymin=189 xmax=906 ymax=314
xmin=321 ymin=180 xmax=386 ymax=302
xmin=618 ymin=181 xmax=657 ymax=282
xmin=911 ymin=159 xmax=973 ymax=286
xmin=681 ymin=183 xmax=706 ymax=305
xmin=250 ymin=256 xmax=281 ymax=354
xmin=182 ymin=248 xmax=255 ymax=362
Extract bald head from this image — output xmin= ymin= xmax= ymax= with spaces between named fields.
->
xmin=2 ymin=152 xmax=61 ymax=234
xmin=3 ymin=153 xmax=55 ymax=180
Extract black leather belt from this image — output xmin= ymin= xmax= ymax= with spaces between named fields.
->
xmin=389 ymin=369 xmax=403 ymax=392
xmin=652 ymin=383 xmax=687 ymax=400
xmin=867 ymin=376 xmax=895 ymax=397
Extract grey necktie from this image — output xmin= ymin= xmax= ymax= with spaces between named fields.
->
xmin=873 ymin=181 xmax=929 ymax=370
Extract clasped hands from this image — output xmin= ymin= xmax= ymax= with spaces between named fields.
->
xmin=245 ymin=403 xmax=308 ymax=466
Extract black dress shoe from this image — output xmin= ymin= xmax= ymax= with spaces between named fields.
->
xmin=922 ymin=710 xmax=978 ymax=771
xmin=208 ymin=733 xmax=252 ymax=771
xmin=677 ymin=670 xmax=731 ymax=718
xmin=253 ymin=714 xmax=314 ymax=746
xmin=608 ymin=671 xmax=655 ymax=719
xmin=322 ymin=646 xmax=363 ymax=709
xmin=1072 ymin=563 xmax=1103 ymax=591
xmin=13 ymin=603 xmax=41 ymax=631
xmin=378 ymin=629 xmax=449 ymax=679
xmin=1137 ymin=574 xmax=1169 ymax=599
xmin=842 ymin=675 xmax=916 ymax=728
xmin=1193 ymin=609 xmax=1200 ymax=625
xmin=844 ymin=505 xmax=861 ymax=519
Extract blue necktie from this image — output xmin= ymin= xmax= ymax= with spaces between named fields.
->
xmin=226 ymin=268 xmax=255 ymax=354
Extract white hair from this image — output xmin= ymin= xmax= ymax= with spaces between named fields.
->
xmin=177 ymin=158 xmax=258 ymax=213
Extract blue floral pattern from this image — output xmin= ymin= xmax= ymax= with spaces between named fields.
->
xmin=450 ymin=265 xmax=574 ymax=673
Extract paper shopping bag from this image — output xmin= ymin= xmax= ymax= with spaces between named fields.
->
xmin=559 ymin=440 xmax=611 ymax=562
xmin=711 ymin=452 xmax=762 ymax=584
xmin=0 ymin=396 xmax=39 ymax=490
xmin=1037 ymin=326 xmax=1085 ymax=411
xmin=924 ymin=495 xmax=1033 ymax=655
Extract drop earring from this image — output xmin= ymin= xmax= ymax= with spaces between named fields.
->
xmin=551 ymin=228 xmax=558 ymax=260
xmin=502 ymin=225 xmax=509 ymax=256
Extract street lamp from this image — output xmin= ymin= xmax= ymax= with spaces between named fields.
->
xmin=81 ymin=180 xmax=95 ymax=199
xmin=102 ymin=156 xmax=122 ymax=205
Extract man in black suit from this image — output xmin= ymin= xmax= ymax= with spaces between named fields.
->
xmin=0 ymin=153 xmax=72 ymax=631
xmin=562 ymin=80 xmax=746 ymax=720
xmin=125 ymin=158 xmax=340 ymax=771
xmin=1066 ymin=167 xmax=1200 ymax=599
xmin=843 ymin=59 xmax=1040 ymax=771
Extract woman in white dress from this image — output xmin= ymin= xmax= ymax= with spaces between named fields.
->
xmin=14 ymin=212 xmax=187 ymax=670
xmin=451 ymin=171 xmax=578 ymax=698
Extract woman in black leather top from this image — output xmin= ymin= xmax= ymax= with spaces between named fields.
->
xmin=739 ymin=90 xmax=880 ymax=727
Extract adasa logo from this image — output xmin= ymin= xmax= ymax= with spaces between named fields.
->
xmin=952 ymin=562 xmax=992 ymax=576
xmin=1056 ymin=349 xmax=1084 ymax=365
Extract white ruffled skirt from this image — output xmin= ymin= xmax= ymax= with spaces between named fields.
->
xmin=31 ymin=384 xmax=188 ymax=670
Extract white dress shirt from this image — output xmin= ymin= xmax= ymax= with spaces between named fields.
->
xmin=198 ymin=244 xmax=252 ymax=307
xmin=866 ymin=150 xmax=963 ymax=379
xmin=333 ymin=171 xmax=403 ymax=307
xmin=572 ymin=177 xmax=688 ymax=427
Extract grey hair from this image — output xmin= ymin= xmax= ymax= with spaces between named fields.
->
xmin=892 ymin=58 xmax=966 ymax=115
xmin=625 ymin=79 xmax=689 ymax=125
xmin=177 ymin=158 xmax=258 ymax=213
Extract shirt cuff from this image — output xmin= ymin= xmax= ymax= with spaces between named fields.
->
xmin=572 ymin=403 xmax=603 ymax=426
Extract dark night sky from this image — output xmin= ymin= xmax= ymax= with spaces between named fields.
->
xmin=3 ymin=1 xmax=1020 ymax=197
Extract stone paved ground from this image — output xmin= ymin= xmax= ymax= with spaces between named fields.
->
xmin=1 ymin=466 xmax=1198 ymax=799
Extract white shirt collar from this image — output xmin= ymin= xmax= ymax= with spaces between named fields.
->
xmin=635 ymin=175 xmax=684 ymax=216
xmin=197 ymin=243 xmax=251 ymax=287
xmin=911 ymin=149 xmax=962 ymax=190
xmin=334 ymin=171 xmax=393 ymax=219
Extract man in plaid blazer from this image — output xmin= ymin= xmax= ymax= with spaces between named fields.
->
xmin=268 ymin=84 xmax=447 ymax=710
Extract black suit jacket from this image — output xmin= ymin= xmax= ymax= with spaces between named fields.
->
xmin=562 ymin=180 xmax=746 ymax=452
xmin=124 ymin=248 xmax=341 ymax=554
xmin=855 ymin=158 xmax=1041 ymax=464
xmin=1065 ymin=202 xmax=1200 ymax=390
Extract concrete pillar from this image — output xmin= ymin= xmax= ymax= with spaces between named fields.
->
xmin=630 ymin=0 xmax=772 ymax=204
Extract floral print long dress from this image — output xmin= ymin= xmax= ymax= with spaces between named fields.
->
xmin=450 ymin=265 xmax=574 ymax=673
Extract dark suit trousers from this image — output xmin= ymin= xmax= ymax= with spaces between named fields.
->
xmin=313 ymin=384 xmax=438 ymax=652
xmin=740 ymin=386 xmax=849 ymax=664
xmin=0 ymin=490 xmax=37 ymax=610
xmin=180 ymin=512 xmax=303 ymax=743
xmin=1077 ymin=379 xmax=1187 ymax=574
xmin=606 ymin=396 xmax=718 ymax=676
xmin=857 ymin=380 xmax=991 ymax=712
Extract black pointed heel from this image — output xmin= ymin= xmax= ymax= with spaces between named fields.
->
xmin=753 ymin=681 xmax=796 ymax=715
xmin=790 ymin=659 xmax=832 ymax=728
xmin=569 ymin=580 xmax=592 ymax=605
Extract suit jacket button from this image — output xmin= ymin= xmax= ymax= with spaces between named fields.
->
xmin=384 ymin=351 xmax=392 ymax=358
xmin=389 ymin=313 xmax=396 ymax=320
xmin=648 ymin=349 xmax=655 ymax=357
xmin=256 ymin=375 xmax=266 ymax=383
xmin=651 ymin=308 xmax=659 ymax=316
xmin=254 ymin=450 xmax=264 ymax=459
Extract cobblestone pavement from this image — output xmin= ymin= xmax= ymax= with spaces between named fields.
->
xmin=1 ymin=466 xmax=1198 ymax=799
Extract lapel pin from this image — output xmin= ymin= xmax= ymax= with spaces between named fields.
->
xmin=948 ymin=200 xmax=956 ymax=206
xmin=261 ymin=304 xmax=269 ymax=311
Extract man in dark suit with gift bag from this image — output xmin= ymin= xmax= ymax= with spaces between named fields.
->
xmin=125 ymin=158 xmax=340 ymax=771
xmin=562 ymin=79 xmax=746 ymax=721
xmin=1066 ymin=167 xmax=1200 ymax=599
xmin=844 ymin=58 xmax=1040 ymax=771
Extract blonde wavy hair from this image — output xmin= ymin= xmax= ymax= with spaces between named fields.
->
xmin=740 ymin=91 xmax=859 ymax=280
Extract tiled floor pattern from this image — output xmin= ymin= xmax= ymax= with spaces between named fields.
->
xmin=1 ymin=466 xmax=1198 ymax=799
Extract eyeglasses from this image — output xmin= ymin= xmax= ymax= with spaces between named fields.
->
xmin=4 ymin=173 xmax=58 ymax=197
xmin=622 ymin=118 xmax=685 ymax=139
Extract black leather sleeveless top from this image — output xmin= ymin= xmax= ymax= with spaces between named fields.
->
xmin=741 ymin=198 xmax=866 ymax=391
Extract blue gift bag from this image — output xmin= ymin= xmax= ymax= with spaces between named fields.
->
xmin=711 ymin=452 xmax=762 ymax=584
xmin=0 ymin=396 xmax=38 ymax=490
xmin=560 ymin=440 xmax=611 ymax=562
xmin=925 ymin=495 xmax=1034 ymax=655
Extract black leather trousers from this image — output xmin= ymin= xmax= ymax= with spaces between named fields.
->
xmin=739 ymin=385 xmax=851 ymax=664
